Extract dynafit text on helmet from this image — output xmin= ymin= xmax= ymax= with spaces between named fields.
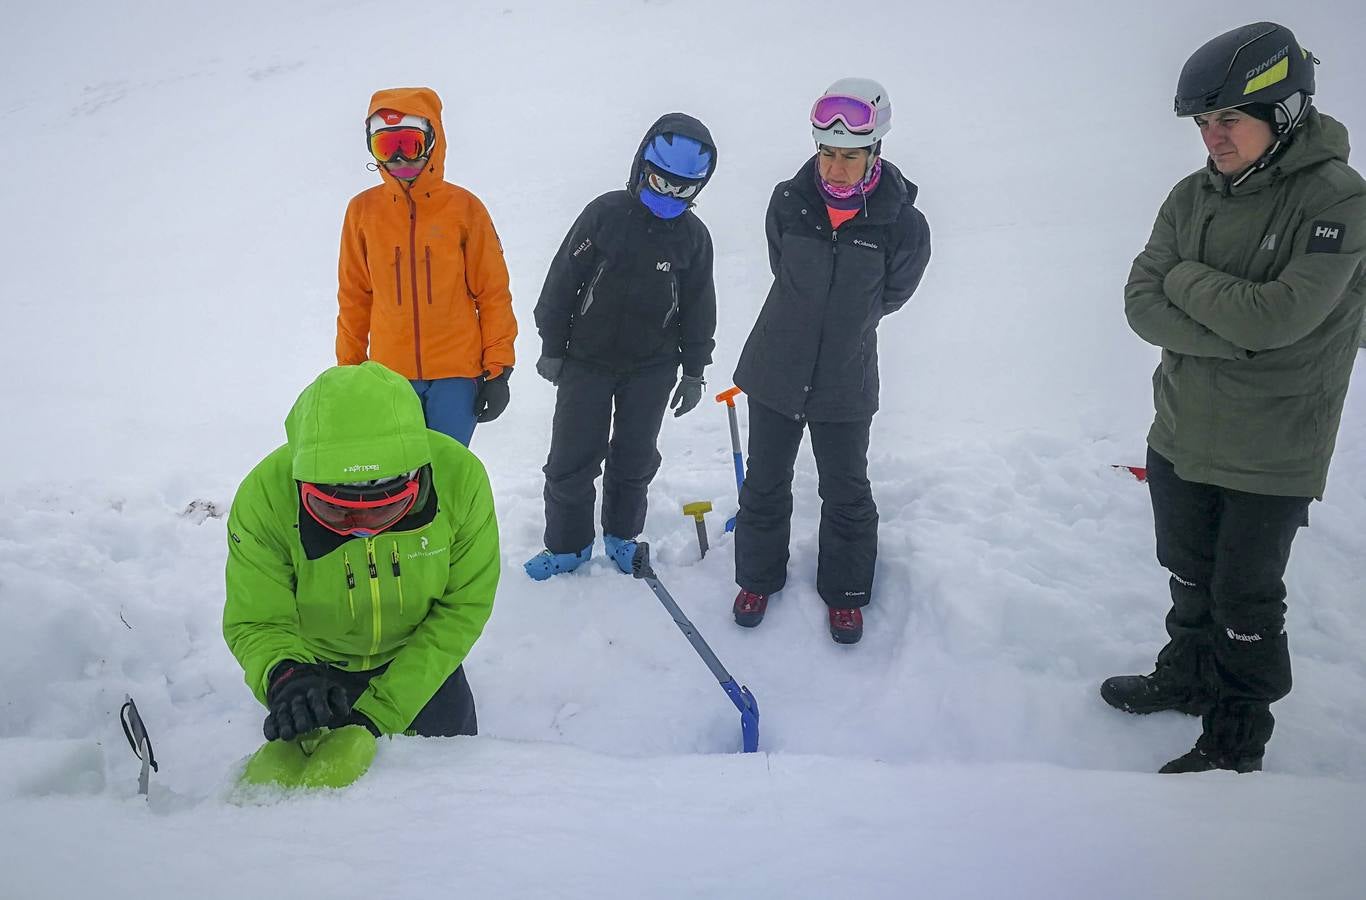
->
xmin=336 ymin=88 xmax=519 ymax=450
xmin=526 ymin=115 xmax=719 ymax=581
xmin=1109 ymin=22 xmax=1366 ymax=775
xmin=1173 ymin=21 xmax=1318 ymax=186
xmin=223 ymin=361 xmax=501 ymax=790
xmin=730 ymin=78 xmax=931 ymax=646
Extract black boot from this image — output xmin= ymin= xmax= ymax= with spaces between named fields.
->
xmin=1100 ymin=668 xmax=1212 ymax=716
xmin=1158 ymin=743 xmax=1263 ymax=774
xmin=1159 ymin=701 xmax=1272 ymax=774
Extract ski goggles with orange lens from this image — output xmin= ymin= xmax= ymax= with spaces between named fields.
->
xmin=300 ymin=477 xmax=420 ymax=536
xmin=645 ymin=165 xmax=702 ymax=199
xmin=810 ymin=94 xmax=881 ymax=133
xmin=368 ymin=126 xmax=432 ymax=163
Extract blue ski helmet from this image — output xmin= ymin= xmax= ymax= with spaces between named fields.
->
xmin=642 ymin=133 xmax=713 ymax=180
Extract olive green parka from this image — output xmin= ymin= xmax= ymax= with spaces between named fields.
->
xmin=1126 ymin=109 xmax=1366 ymax=497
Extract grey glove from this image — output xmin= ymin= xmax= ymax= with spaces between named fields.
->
xmin=536 ymin=355 xmax=564 ymax=385
xmin=670 ymin=374 xmax=705 ymax=418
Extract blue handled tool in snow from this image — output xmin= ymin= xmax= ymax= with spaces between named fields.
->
xmin=632 ymin=541 xmax=759 ymax=752
xmin=716 ymin=387 xmax=746 ymax=533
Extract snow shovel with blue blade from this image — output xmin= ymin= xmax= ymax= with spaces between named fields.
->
xmin=632 ymin=542 xmax=760 ymax=752
xmin=240 ymin=725 xmax=377 ymax=790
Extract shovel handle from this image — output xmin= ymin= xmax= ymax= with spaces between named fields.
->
xmin=715 ymin=386 xmax=743 ymax=406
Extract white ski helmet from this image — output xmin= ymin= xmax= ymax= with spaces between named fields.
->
xmin=367 ymin=109 xmax=432 ymax=137
xmin=810 ymin=77 xmax=892 ymax=149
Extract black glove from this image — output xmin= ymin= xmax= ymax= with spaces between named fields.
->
xmin=670 ymin=374 xmax=705 ymax=418
xmin=474 ymin=367 xmax=512 ymax=423
xmin=262 ymin=662 xmax=352 ymax=742
xmin=536 ymin=355 xmax=564 ymax=385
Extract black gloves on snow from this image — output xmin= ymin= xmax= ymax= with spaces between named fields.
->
xmin=535 ymin=355 xmax=564 ymax=385
xmin=474 ymin=367 xmax=512 ymax=423
xmin=670 ymin=374 xmax=705 ymax=417
xmin=262 ymin=661 xmax=352 ymax=742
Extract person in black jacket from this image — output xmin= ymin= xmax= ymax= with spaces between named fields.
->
xmin=526 ymin=114 xmax=719 ymax=580
xmin=732 ymin=78 xmax=931 ymax=643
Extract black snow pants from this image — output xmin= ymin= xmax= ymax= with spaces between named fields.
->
xmin=1146 ymin=447 xmax=1310 ymax=756
xmin=542 ymin=359 xmax=677 ymax=553
xmin=735 ymin=399 xmax=877 ymax=608
xmin=334 ymin=664 xmax=477 ymax=737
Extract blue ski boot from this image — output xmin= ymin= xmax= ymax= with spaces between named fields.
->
xmin=603 ymin=534 xmax=639 ymax=575
xmin=524 ymin=544 xmax=593 ymax=581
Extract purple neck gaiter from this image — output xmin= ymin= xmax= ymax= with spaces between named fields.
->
xmin=815 ymin=157 xmax=883 ymax=210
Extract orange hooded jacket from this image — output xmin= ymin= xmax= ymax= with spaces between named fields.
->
xmin=336 ymin=87 xmax=516 ymax=381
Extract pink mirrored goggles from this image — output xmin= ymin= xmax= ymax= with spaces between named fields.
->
xmin=810 ymin=94 xmax=883 ymax=133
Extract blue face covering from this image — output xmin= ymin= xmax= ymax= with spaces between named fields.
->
xmin=639 ymin=185 xmax=689 ymax=219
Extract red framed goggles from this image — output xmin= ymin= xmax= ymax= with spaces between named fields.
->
xmin=300 ymin=478 xmax=420 ymax=537
xmin=810 ymin=94 xmax=881 ymax=133
xmin=368 ymin=126 xmax=432 ymax=163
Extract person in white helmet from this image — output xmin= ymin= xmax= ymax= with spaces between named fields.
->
xmin=731 ymin=78 xmax=931 ymax=644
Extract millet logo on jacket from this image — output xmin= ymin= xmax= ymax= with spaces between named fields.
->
xmin=656 ymin=261 xmax=671 ymax=272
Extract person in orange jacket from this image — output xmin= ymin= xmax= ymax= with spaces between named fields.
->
xmin=336 ymin=87 xmax=517 ymax=446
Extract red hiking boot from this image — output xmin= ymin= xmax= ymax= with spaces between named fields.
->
xmin=828 ymin=607 xmax=863 ymax=644
xmin=733 ymin=590 xmax=768 ymax=627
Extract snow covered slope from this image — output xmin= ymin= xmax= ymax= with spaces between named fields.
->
xmin=2 ymin=1 xmax=1366 ymax=897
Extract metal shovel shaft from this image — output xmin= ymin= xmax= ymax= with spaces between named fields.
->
xmin=632 ymin=542 xmax=760 ymax=752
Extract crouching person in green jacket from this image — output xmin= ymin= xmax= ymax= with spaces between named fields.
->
xmin=1105 ymin=22 xmax=1366 ymax=773
xmin=224 ymin=361 xmax=499 ymax=743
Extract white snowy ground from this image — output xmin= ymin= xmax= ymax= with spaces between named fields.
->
xmin=3 ymin=1 xmax=1366 ymax=897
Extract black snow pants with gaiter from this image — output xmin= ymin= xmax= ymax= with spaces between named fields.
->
xmin=735 ymin=399 xmax=877 ymax=608
xmin=1146 ymin=448 xmax=1311 ymax=759
xmin=542 ymin=359 xmax=677 ymax=553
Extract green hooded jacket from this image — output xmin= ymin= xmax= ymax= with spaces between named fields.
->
xmin=223 ymin=362 xmax=499 ymax=734
xmin=1126 ymin=109 xmax=1366 ymax=497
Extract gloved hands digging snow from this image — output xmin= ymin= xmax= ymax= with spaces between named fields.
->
xmin=475 ymin=367 xmax=512 ymax=422
xmin=263 ymin=661 xmax=352 ymax=741
xmin=536 ymin=355 xmax=564 ymax=385
xmin=671 ymin=374 xmax=705 ymax=417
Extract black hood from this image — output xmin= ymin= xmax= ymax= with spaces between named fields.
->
xmin=627 ymin=113 xmax=718 ymax=195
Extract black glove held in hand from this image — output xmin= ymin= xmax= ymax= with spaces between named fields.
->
xmin=535 ymin=355 xmax=564 ymax=385
xmin=262 ymin=662 xmax=351 ymax=742
xmin=670 ymin=374 xmax=706 ymax=417
xmin=475 ymin=368 xmax=512 ymax=423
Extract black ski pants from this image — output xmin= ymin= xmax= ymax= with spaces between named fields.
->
xmin=334 ymin=664 xmax=477 ymax=737
xmin=735 ymin=400 xmax=877 ymax=608
xmin=542 ymin=359 xmax=676 ymax=553
xmin=1146 ymin=447 xmax=1309 ymax=753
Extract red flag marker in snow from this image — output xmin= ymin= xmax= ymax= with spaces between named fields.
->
xmin=1113 ymin=465 xmax=1147 ymax=482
